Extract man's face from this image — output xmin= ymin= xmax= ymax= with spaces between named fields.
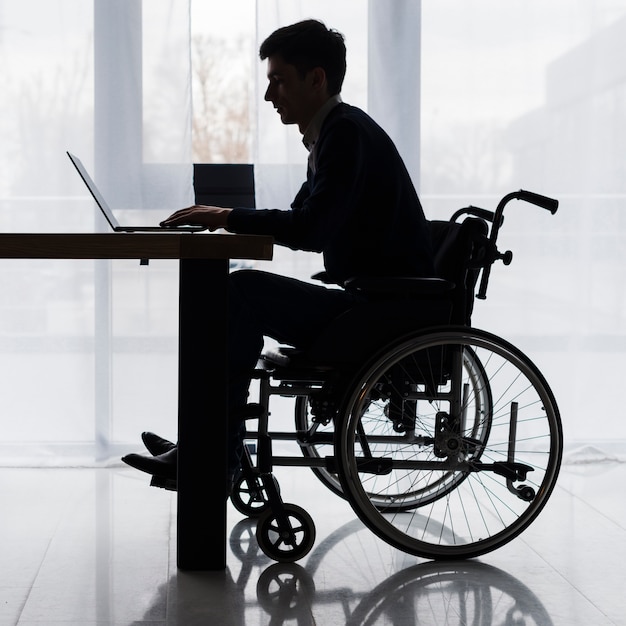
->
xmin=264 ymin=55 xmax=322 ymax=133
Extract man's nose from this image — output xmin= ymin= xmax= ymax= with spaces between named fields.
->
xmin=264 ymin=83 xmax=273 ymax=102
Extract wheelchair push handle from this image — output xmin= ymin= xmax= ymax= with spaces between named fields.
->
xmin=450 ymin=206 xmax=499 ymax=224
xmin=515 ymin=189 xmax=559 ymax=214
xmin=493 ymin=190 xmax=559 ymax=227
xmin=476 ymin=189 xmax=559 ymax=300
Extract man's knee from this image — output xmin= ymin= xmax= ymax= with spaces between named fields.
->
xmin=229 ymin=268 xmax=276 ymax=298
xmin=230 ymin=269 xmax=306 ymax=307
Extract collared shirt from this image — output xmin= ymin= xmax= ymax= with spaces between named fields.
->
xmin=302 ymin=94 xmax=343 ymax=173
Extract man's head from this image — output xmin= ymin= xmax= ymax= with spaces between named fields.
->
xmin=259 ymin=20 xmax=346 ymax=96
xmin=260 ymin=20 xmax=346 ymax=132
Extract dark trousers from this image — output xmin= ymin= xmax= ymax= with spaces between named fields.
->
xmin=226 ymin=269 xmax=362 ymax=470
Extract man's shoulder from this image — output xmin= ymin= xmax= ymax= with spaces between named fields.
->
xmin=326 ymin=102 xmax=368 ymax=124
xmin=321 ymin=103 xmax=380 ymax=139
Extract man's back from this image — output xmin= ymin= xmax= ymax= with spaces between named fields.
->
xmin=293 ymin=102 xmax=433 ymax=284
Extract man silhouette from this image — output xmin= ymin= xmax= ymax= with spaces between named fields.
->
xmin=122 ymin=19 xmax=433 ymax=486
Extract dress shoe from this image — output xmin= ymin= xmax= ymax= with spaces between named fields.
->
xmin=141 ymin=431 xmax=176 ymax=456
xmin=121 ymin=447 xmax=177 ymax=479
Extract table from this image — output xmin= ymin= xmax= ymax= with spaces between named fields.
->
xmin=0 ymin=232 xmax=273 ymax=570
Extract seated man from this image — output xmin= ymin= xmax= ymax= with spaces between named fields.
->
xmin=122 ymin=18 xmax=434 ymax=485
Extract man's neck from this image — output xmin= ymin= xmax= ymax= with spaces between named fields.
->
xmin=302 ymin=95 xmax=343 ymax=146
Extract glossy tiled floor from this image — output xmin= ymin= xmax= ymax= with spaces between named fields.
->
xmin=1 ymin=451 xmax=625 ymax=625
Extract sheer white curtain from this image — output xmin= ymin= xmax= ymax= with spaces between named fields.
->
xmin=3 ymin=1 xmax=625 ymax=467
xmin=0 ymin=0 xmax=193 ymax=466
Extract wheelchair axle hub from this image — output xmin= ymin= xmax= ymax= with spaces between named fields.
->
xmin=308 ymin=392 xmax=338 ymax=425
xmin=433 ymin=411 xmax=463 ymax=458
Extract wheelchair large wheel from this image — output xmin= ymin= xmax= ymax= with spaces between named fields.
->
xmin=335 ymin=326 xmax=562 ymax=560
xmin=296 ymin=346 xmax=492 ymax=511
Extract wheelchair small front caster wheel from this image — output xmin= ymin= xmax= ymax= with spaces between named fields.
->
xmin=230 ymin=472 xmax=279 ymax=518
xmin=256 ymin=503 xmax=316 ymax=563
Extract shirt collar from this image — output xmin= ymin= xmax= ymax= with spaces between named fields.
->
xmin=303 ymin=95 xmax=342 ymax=152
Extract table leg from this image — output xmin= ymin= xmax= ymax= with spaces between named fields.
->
xmin=177 ymin=258 xmax=229 ymax=570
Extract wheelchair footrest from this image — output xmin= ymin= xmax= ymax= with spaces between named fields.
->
xmin=471 ymin=460 xmax=534 ymax=481
xmin=325 ymin=456 xmax=393 ymax=475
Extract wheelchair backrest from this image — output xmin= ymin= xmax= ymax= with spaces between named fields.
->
xmin=429 ymin=217 xmax=489 ymax=325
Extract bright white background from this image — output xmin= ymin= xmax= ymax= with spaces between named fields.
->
xmin=0 ymin=0 xmax=624 ymax=465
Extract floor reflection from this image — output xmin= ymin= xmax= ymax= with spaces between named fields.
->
xmin=4 ymin=464 xmax=622 ymax=624
xmin=253 ymin=560 xmax=554 ymax=626
xmin=163 ymin=516 xmax=555 ymax=626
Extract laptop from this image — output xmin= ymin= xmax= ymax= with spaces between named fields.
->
xmin=67 ymin=151 xmax=204 ymax=232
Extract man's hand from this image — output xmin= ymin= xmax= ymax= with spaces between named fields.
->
xmin=160 ymin=205 xmax=232 ymax=231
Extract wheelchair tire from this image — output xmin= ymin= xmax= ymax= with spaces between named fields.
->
xmin=335 ymin=326 xmax=563 ymax=560
xmin=256 ymin=503 xmax=316 ymax=563
xmin=295 ymin=346 xmax=492 ymax=511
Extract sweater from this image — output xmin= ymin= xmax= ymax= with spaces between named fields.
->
xmin=227 ymin=103 xmax=433 ymax=286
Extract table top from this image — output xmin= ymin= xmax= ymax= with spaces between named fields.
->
xmin=0 ymin=232 xmax=273 ymax=260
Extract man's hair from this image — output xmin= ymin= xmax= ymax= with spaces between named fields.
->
xmin=259 ymin=19 xmax=347 ymax=96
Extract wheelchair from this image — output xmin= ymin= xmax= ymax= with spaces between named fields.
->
xmin=230 ymin=189 xmax=562 ymax=563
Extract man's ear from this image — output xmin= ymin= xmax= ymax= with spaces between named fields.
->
xmin=310 ymin=66 xmax=328 ymax=92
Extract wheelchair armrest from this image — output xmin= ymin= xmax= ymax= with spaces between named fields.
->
xmin=343 ymin=276 xmax=455 ymax=296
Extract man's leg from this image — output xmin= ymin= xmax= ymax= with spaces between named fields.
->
xmin=227 ymin=269 xmax=361 ymax=471
xmin=124 ymin=269 xmax=359 ymax=480
xmin=228 ymin=269 xmax=361 ymax=398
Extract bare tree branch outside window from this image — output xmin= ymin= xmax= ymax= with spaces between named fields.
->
xmin=191 ymin=34 xmax=253 ymax=164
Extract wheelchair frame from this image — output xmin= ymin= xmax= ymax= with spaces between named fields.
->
xmin=231 ymin=190 xmax=562 ymax=563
